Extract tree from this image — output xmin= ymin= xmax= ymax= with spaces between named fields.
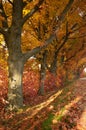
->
xmin=0 ymin=0 xmax=74 ymax=110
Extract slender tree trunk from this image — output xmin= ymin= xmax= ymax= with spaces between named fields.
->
xmin=50 ymin=51 xmax=58 ymax=76
xmin=38 ymin=63 xmax=46 ymax=95
xmin=38 ymin=51 xmax=47 ymax=95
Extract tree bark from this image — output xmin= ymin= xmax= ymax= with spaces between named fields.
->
xmin=4 ymin=23 xmax=24 ymax=110
xmin=7 ymin=55 xmax=24 ymax=110
xmin=38 ymin=51 xmax=47 ymax=95
xmin=50 ymin=52 xmax=57 ymax=76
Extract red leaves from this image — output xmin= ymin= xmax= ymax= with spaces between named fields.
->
xmin=23 ymin=70 xmax=40 ymax=104
xmin=44 ymin=72 xmax=57 ymax=92
xmin=23 ymin=71 xmax=56 ymax=103
xmin=0 ymin=68 xmax=8 ymax=112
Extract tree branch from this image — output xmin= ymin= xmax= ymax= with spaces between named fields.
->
xmin=55 ymin=0 xmax=74 ymax=29
xmin=55 ymin=22 xmax=69 ymax=54
xmin=71 ymin=23 xmax=86 ymax=32
xmin=23 ymin=0 xmax=74 ymax=61
xmin=0 ymin=0 xmax=9 ymax=31
xmin=22 ymin=0 xmax=44 ymax=25
xmin=0 ymin=27 xmax=6 ymax=35
xmin=64 ymin=43 xmax=84 ymax=63
xmin=69 ymin=34 xmax=86 ymax=39
xmin=23 ymin=34 xmax=55 ymax=61
xmin=8 ymin=0 xmax=13 ymax=5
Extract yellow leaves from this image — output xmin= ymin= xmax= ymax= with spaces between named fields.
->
xmin=16 ymin=108 xmax=24 ymax=114
xmin=21 ymin=31 xmax=41 ymax=53
xmin=0 ymin=35 xmax=4 ymax=43
xmin=23 ymin=9 xmax=30 ymax=16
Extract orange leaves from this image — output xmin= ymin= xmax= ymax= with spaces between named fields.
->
xmin=0 ymin=15 xmax=5 ymax=21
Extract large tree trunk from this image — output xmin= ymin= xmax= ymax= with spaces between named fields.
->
xmin=7 ymin=55 xmax=24 ymax=110
xmin=5 ymin=25 xmax=25 ymax=110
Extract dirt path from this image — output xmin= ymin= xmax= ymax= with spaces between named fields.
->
xmin=73 ymin=78 xmax=86 ymax=130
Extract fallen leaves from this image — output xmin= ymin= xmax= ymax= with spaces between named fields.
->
xmin=0 ymin=66 xmax=86 ymax=130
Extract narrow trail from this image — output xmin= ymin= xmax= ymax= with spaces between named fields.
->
xmin=72 ymin=78 xmax=86 ymax=130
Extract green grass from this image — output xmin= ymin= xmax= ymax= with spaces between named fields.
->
xmin=42 ymin=113 xmax=54 ymax=130
xmin=54 ymin=107 xmax=65 ymax=121
xmin=42 ymin=107 xmax=66 ymax=130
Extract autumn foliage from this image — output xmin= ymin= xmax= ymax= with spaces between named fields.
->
xmin=0 ymin=0 xmax=86 ymax=129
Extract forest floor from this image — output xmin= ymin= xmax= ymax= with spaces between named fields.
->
xmin=0 ymin=78 xmax=86 ymax=130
